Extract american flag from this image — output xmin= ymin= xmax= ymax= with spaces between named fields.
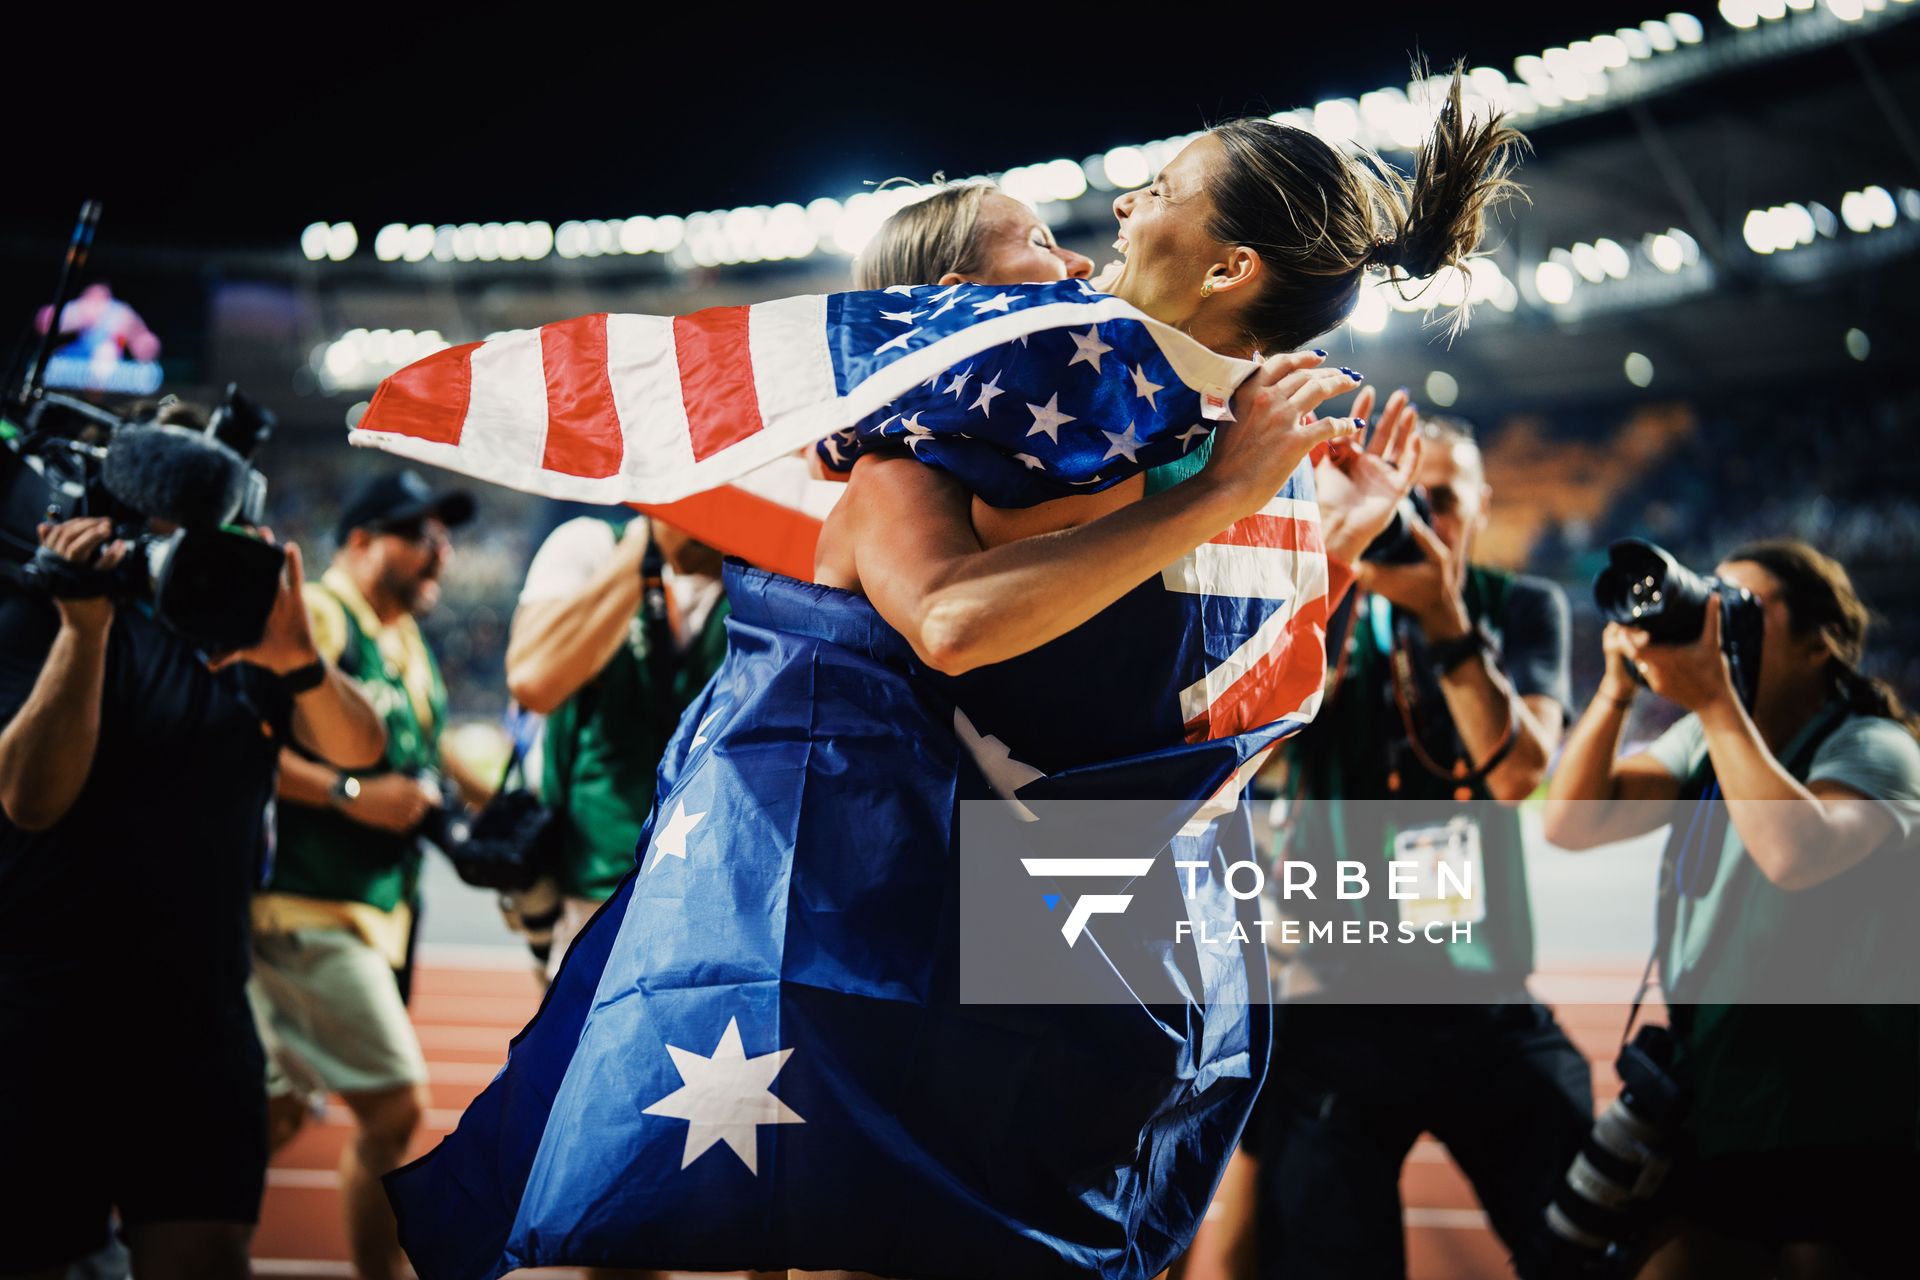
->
xmin=352 ymin=279 xmax=1334 ymax=741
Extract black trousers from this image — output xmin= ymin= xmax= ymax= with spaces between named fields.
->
xmin=1248 ymin=998 xmax=1592 ymax=1280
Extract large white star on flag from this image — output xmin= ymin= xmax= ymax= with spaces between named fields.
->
xmin=1129 ymin=364 xmax=1166 ymax=409
xmin=647 ymin=801 xmax=706 ymax=871
xmin=972 ymin=291 xmax=1020 ymax=314
xmin=1025 ymin=393 xmax=1076 ymax=443
xmin=880 ymin=308 xmax=922 ymax=324
xmin=875 ymin=328 xmax=918 ymax=354
xmin=1014 ymin=453 xmax=1046 ymax=470
xmin=1176 ymin=424 xmax=1208 ymax=451
xmin=927 ymin=294 xmax=962 ymax=321
xmin=968 ymin=372 xmax=1004 ymax=417
xmin=926 ymin=283 xmax=963 ymax=302
xmin=883 ymin=284 xmax=917 ymax=295
xmin=1067 ymin=327 xmax=1113 ymax=373
xmin=945 ymin=369 xmax=971 ymax=400
xmin=820 ymin=436 xmax=846 ymax=467
xmin=1101 ymin=422 xmax=1142 ymax=463
xmin=642 ymin=1017 xmax=805 ymax=1174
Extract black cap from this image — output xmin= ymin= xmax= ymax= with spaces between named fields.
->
xmin=334 ymin=469 xmax=476 ymax=544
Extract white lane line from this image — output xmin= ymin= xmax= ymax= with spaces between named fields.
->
xmin=1404 ymin=1207 xmax=1491 ymax=1230
xmin=252 ymin=1261 xmax=356 ymax=1276
xmin=266 ymin=1168 xmax=337 ymax=1189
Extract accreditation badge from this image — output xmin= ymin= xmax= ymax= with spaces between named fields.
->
xmin=1392 ymin=816 xmax=1486 ymax=928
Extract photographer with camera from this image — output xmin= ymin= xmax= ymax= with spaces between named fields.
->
xmin=502 ymin=512 xmax=728 ymax=977
xmin=246 ymin=469 xmax=484 ymax=1280
xmin=1247 ymin=409 xmax=1591 ymax=1280
xmin=1544 ymin=540 xmax=1919 ymax=1276
xmin=0 ymin=504 xmax=385 ymax=1279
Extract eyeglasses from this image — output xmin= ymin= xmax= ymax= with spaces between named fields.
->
xmin=372 ymin=518 xmax=451 ymax=548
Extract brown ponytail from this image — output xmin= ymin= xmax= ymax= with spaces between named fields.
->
xmin=1205 ymin=61 xmax=1528 ymax=352
xmin=1726 ymin=538 xmax=1920 ymax=741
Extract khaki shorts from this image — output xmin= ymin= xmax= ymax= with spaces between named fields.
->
xmin=248 ymin=926 xmax=428 ymax=1099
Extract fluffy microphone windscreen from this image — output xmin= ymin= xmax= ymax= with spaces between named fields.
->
xmin=101 ymin=425 xmax=250 ymax=530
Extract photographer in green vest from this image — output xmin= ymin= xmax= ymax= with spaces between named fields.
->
xmin=247 ymin=469 xmax=488 ymax=1280
xmin=506 ymin=512 xmax=729 ymax=978
xmin=1546 ymin=539 xmax=1919 ymax=1275
xmin=1248 ymin=413 xmax=1591 ymax=1280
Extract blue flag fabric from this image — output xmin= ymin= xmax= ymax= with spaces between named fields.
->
xmin=387 ymin=557 xmax=1308 ymax=1279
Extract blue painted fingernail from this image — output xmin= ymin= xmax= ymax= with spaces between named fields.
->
xmin=1354 ymin=418 xmax=1368 ymax=429
xmin=1312 ymin=348 xmax=1327 ymax=357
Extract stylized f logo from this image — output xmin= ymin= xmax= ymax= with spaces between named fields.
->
xmin=1021 ymin=858 xmax=1156 ymax=946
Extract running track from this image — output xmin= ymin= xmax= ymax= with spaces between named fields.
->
xmin=252 ymin=961 xmax=1655 ymax=1280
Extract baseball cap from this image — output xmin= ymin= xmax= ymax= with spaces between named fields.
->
xmin=334 ymin=469 xmax=476 ymax=544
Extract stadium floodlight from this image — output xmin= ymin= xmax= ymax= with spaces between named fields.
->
xmin=301 ymin=222 xmax=331 ymax=262
xmin=1595 ymin=237 xmax=1632 ymax=279
xmin=1647 ymin=232 xmax=1686 ymax=272
xmin=1720 ymin=0 xmax=1760 ymax=27
xmin=1642 ymin=18 xmax=1679 ymax=50
xmin=1571 ymin=242 xmax=1608 ymax=282
xmin=1668 ymin=11 xmax=1707 ymax=40
xmin=325 ymin=222 xmax=357 ymax=262
xmin=1424 ymin=370 xmax=1459 ymax=406
xmin=1617 ymin=26 xmax=1654 ymax=57
xmin=1824 ymin=0 xmax=1867 ymax=17
xmin=404 ymin=224 xmax=435 ymax=263
xmin=1347 ymin=285 xmax=1390 ymax=334
xmin=1535 ymin=260 xmax=1577 ymax=304
xmin=1743 ymin=209 xmax=1778 ymax=253
xmin=1625 ymin=352 xmax=1655 ymax=386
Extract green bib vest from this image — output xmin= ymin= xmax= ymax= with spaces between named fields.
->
xmin=1281 ymin=565 xmax=1536 ymax=987
xmin=541 ymin=523 xmax=732 ymax=900
xmin=271 ymin=584 xmax=446 ymax=911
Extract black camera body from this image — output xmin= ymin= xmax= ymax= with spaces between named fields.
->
xmin=1540 ymin=1023 xmax=1688 ymax=1277
xmin=1593 ymin=539 xmax=1766 ymax=708
xmin=0 ymin=385 xmax=285 ymax=653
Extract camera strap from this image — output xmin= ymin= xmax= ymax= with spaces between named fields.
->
xmin=1386 ymin=608 xmax=1517 ymax=799
xmin=1625 ymin=698 xmax=1851 ymax=1046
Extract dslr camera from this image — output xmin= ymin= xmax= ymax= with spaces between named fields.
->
xmin=0 ymin=385 xmax=287 ymax=653
xmin=1593 ymin=539 xmax=1765 ymax=708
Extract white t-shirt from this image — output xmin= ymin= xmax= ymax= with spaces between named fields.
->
xmin=518 ymin=516 xmax=723 ymax=651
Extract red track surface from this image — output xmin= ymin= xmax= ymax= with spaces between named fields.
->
xmin=254 ymin=965 xmax=1651 ymax=1280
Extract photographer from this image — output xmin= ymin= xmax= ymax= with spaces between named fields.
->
xmin=1249 ymin=411 xmax=1591 ymax=1280
xmin=0 ymin=515 xmax=384 ymax=1280
xmin=1545 ymin=540 xmax=1919 ymax=1276
xmin=246 ymin=470 xmax=482 ymax=1280
xmin=503 ymin=512 xmax=728 ymax=977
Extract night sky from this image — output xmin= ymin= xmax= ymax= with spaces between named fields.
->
xmin=8 ymin=3 xmax=1676 ymax=250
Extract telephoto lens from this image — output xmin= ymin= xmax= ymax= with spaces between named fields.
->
xmin=1360 ymin=487 xmax=1436 ymax=565
xmin=1539 ymin=1024 xmax=1687 ymax=1277
xmin=1592 ymin=540 xmax=1714 ymax=644
xmin=1591 ymin=539 xmax=1767 ymax=707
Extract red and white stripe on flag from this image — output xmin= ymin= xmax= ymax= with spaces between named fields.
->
xmin=1163 ymin=490 xmax=1331 ymax=743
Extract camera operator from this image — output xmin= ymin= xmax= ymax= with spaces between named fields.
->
xmin=503 ymin=512 xmax=728 ymax=977
xmin=245 ymin=470 xmax=484 ymax=1280
xmin=1248 ymin=411 xmax=1591 ymax=1280
xmin=1544 ymin=539 xmax=1919 ymax=1276
xmin=0 ymin=514 xmax=385 ymax=1280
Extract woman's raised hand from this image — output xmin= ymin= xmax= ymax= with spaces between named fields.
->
xmin=1315 ymin=385 xmax=1424 ymax=563
xmin=1205 ymin=351 xmax=1364 ymax=517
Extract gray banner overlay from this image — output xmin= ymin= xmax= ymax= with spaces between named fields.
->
xmin=958 ymin=798 xmax=1918 ymax=1006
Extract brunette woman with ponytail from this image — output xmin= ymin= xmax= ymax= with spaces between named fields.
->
xmin=1547 ymin=539 xmax=1919 ymax=1276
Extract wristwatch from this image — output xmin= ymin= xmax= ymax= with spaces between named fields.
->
xmin=328 ymin=773 xmax=362 ymax=809
xmin=1428 ymin=620 xmax=1500 ymax=679
xmin=282 ymin=658 xmax=328 ymax=694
